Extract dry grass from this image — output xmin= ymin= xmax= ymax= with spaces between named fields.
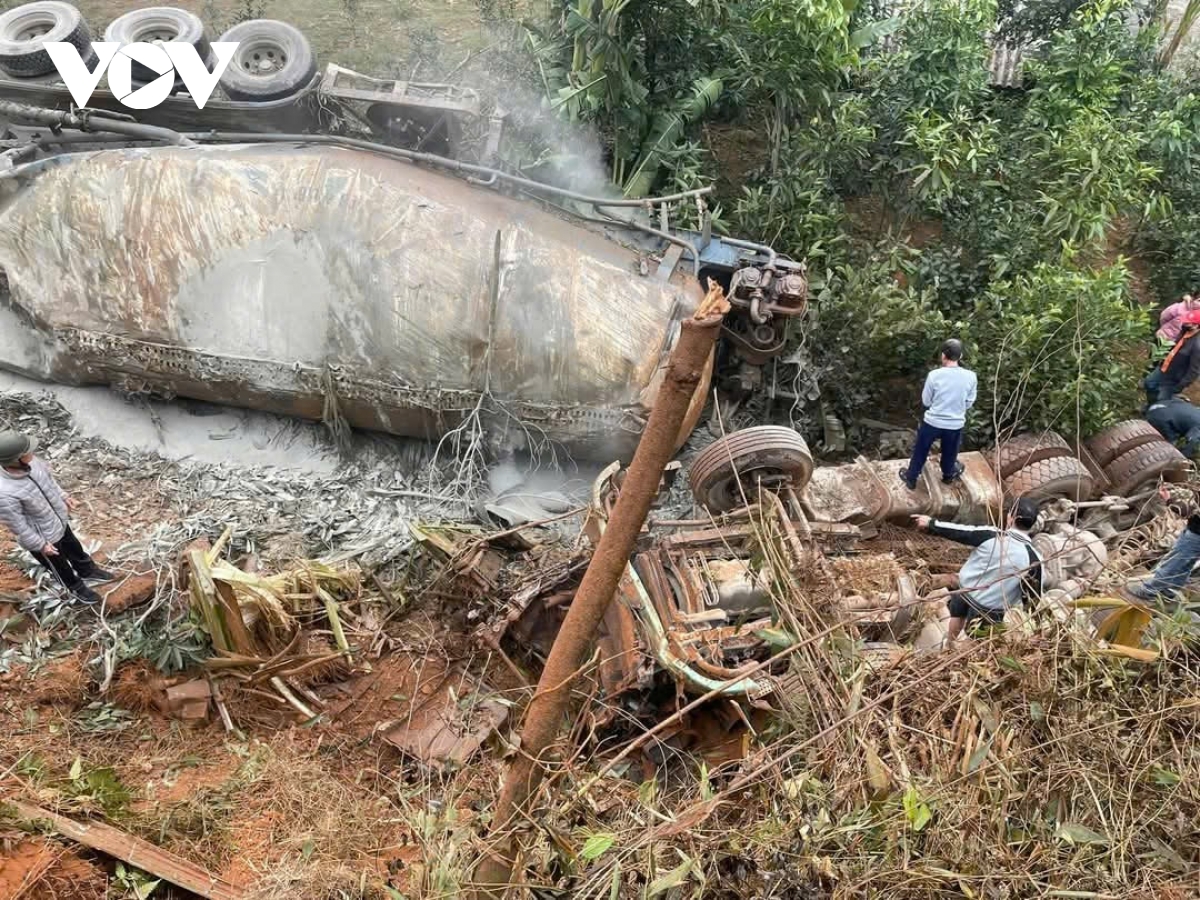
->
xmin=123 ymin=736 xmax=403 ymax=887
xmin=472 ymin=509 xmax=1200 ymax=899
xmin=3 ymin=474 xmax=1198 ymax=898
xmin=35 ymin=846 xmax=109 ymax=900
xmin=244 ymin=863 xmax=396 ymax=900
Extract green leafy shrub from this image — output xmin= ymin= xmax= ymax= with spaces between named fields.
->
xmin=810 ymin=246 xmax=948 ymax=420
xmin=894 ymin=107 xmax=997 ymax=208
xmin=872 ymin=0 xmax=994 ymax=115
xmin=730 ymin=101 xmax=874 ymax=268
xmin=904 ymin=241 xmax=987 ymax=317
xmin=967 ymin=261 xmax=1148 ymax=440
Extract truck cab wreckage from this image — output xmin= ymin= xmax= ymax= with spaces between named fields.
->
xmin=472 ymin=420 xmax=1194 ymax=731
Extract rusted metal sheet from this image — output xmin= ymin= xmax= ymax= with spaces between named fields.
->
xmin=377 ymin=663 xmax=509 ymax=769
xmin=0 ymin=144 xmax=706 ymax=459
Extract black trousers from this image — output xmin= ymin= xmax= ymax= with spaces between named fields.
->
xmin=904 ymin=421 xmax=964 ymax=484
xmin=947 ymin=592 xmax=1005 ymax=624
xmin=30 ymin=525 xmax=97 ymax=589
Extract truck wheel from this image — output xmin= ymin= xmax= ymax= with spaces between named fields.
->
xmin=1084 ymin=419 xmax=1163 ymax=468
xmin=0 ymin=1 xmax=90 ymax=78
xmin=690 ymin=426 xmax=814 ymax=513
xmin=991 ymin=430 xmax=1073 ymax=479
xmin=1103 ymin=441 xmax=1189 ymax=498
xmin=217 ymin=19 xmax=315 ymax=102
xmin=1003 ymin=455 xmax=1095 ymax=503
xmin=103 ymin=7 xmax=212 ymax=86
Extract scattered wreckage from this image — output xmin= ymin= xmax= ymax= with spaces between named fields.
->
xmin=9 ymin=409 xmax=1180 ymax=775
xmin=476 ymin=421 xmax=1193 ymax=725
xmin=0 ymin=2 xmax=810 ymax=461
xmin=0 ymin=0 xmax=1190 ymax=765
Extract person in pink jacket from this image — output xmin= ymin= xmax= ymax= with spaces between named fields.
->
xmin=1158 ymin=295 xmax=1200 ymax=345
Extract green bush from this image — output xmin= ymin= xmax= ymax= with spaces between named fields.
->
xmin=810 ymin=246 xmax=948 ymax=420
xmin=966 ymin=261 xmax=1148 ymax=441
xmin=507 ymin=0 xmax=1200 ymax=435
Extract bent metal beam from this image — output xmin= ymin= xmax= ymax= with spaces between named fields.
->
xmin=471 ymin=282 xmax=730 ymax=898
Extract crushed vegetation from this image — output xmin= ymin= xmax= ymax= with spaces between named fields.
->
xmin=0 ymin=385 xmax=1198 ymax=899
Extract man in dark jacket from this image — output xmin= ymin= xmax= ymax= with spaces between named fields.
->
xmin=1146 ymin=398 xmax=1200 ymax=458
xmin=1145 ymin=310 xmax=1200 ymax=405
xmin=0 ymin=431 xmax=111 ymax=603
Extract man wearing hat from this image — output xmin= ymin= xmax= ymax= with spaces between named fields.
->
xmin=0 ymin=431 xmax=111 ymax=603
xmin=912 ymin=497 xmax=1044 ymax=640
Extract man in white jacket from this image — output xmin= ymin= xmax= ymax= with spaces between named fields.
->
xmin=913 ymin=497 xmax=1044 ymax=640
xmin=0 ymin=431 xmax=111 ymax=603
xmin=900 ymin=338 xmax=978 ymax=491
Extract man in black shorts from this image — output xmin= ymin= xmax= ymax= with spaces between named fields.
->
xmin=913 ymin=497 xmax=1044 ymax=640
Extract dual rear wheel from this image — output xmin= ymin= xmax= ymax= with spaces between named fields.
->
xmin=688 ymin=423 xmax=1190 ymax=513
xmin=0 ymin=2 xmax=316 ymax=102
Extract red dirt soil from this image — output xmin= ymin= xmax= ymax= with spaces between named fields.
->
xmin=98 ymin=571 xmax=158 ymax=614
xmin=19 ymin=651 xmax=90 ymax=707
xmin=0 ymin=560 xmax=31 ymax=595
xmin=0 ymin=840 xmax=106 ymax=900
xmin=134 ymin=755 xmax=242 ymax=810
xmin=0 ymin=840 xmax=56 ymax=900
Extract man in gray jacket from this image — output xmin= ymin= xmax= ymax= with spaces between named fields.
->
xmin=0 ymin=431 xmax=111 ymax=603
xmin=913 ymin=497 xmax=1043 ymax=640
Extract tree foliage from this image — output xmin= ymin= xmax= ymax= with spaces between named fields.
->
xmin=967 ymin=262 xmax=1148 ymax=440
xmin=518 ymin=0 xmax=1200 ymax=439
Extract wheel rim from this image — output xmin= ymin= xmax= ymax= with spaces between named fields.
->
xmin=133 ymin=27 xmax=181 ymax=43
xmin=10 ymin=12 xmax=59 ymax=43
xmin=235 ymin=39 xmax=289 ymax=76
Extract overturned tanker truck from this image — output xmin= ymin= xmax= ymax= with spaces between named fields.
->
xmin=0 ymin=3 xmax=807 ymax=461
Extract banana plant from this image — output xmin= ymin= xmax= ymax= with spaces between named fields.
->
xmin=562 ymin=0 xmax=644 ymax=119
xmin=1159 ymin=0 xmax=1200 ymax=67
xmin=622 ymin=76 xmax=723 ymax=197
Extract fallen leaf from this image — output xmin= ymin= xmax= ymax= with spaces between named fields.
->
xmin=581 ymin=832 xmax=616 ymax=861
xmin=647 ymin=857 xmax=694 ymax=896
xmin=1057 ymin=822 xmax=1109 ymax=845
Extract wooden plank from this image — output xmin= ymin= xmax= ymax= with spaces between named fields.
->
xmin=8 ymin=801 xmax=244 ymax=900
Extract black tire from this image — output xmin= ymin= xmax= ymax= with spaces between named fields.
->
xmin=0 ymin=2 xmax=89 ymax=78
xmin=1084 ymin=419 xmax=1163 ymax=469
xmin=1104 ymin=441 xmax=1189 ymax=497
xmin=103 ymin=7 xmax=212 ymax=87
xmin=1003 ymin=455 xmax=1095 ymax=503
xmin=991 ymin=430 xmax=1074 ymax=479
xmin=217 ymin=19 xmax=315 ymax=102
xmin=689 ymin=426 xmax=814 ymax=513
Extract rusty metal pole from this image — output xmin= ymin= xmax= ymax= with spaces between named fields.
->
xmin=472 ymin=285 xmax=730 ymax=898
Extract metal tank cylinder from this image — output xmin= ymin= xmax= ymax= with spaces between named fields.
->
xmin=0 ymin=143 xmax=707 ymax=460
